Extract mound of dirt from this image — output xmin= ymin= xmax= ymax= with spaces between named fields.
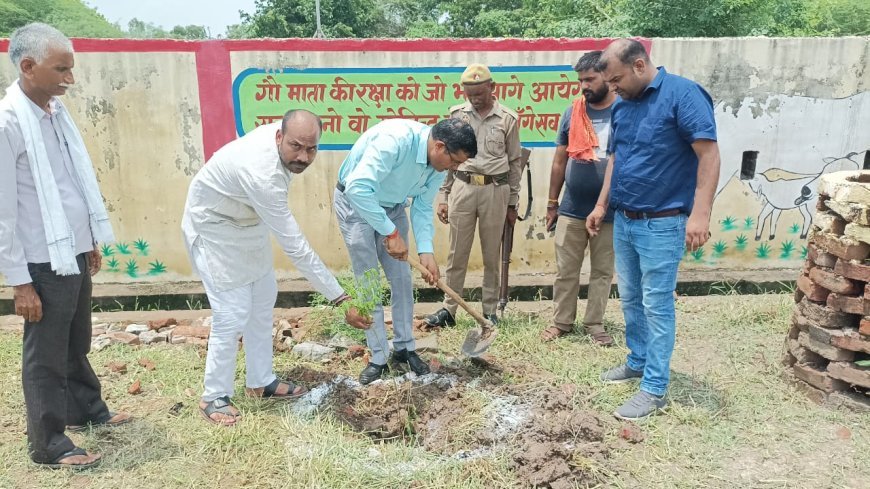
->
xmin=510 ymin=386 xmax=611 ymax=489
xmin=330 ymin=375 xmax=454 ymax=440
xmin=284 ymin=365 xmax=340 ymax=385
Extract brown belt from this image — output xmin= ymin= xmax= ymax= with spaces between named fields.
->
xmin=454 ymin=170 xmax=508 ymax=186
xmin=621 ymin=209 xmax=682 ymax=220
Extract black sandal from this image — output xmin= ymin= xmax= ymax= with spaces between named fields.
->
xmin=67 ymin=411 xmax=132 ymax=432
xmin=199 ymin=396 xmax=240 ymax=426
xmin=261 ymin=378 xmax=307 ymax=399
xmin=37 ymin=447 xmax=101 ymax=470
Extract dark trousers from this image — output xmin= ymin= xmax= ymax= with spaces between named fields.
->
xmin=22 ymin=253 xmax=110 ymax=463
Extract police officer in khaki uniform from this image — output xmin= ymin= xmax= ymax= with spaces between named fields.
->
xmin=424 ymin=64 xmax=523 ymax=327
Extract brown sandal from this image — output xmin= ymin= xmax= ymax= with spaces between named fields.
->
xmin=585 ymin=325 xmax=614 ymax=347
xmin=540 ymin=326 xmax=570 ymax=342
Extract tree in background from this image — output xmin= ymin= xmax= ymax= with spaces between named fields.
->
xmin=0 ymin=0 xmax=122 ymax=37
xmin=1 ymin=0 xmax=866 ymax=39
xmin=236 ymin=0 xmax=869 ymax=38
xmin=239 ymin=0 xmax=388 ymax=38
xmin=0 ymin=0 xmax=210 ymax=39
xmin=124 ymin=19 xmax=209 ymax=39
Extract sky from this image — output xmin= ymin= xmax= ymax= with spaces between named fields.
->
xmin=85 ymin=0 xmax=258 ymax=37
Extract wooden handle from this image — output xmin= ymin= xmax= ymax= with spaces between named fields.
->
xmin=406 ymin=254 xmax=491 ymax=328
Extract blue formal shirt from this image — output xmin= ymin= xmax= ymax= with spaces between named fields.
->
xmin=607 ymin=67 xmax=717 ymax=214
xmin=338 ymin=119 xmax=445 ymax=254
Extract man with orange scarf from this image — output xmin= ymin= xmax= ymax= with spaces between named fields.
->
xmin=541 ymin=50 xmax=618 ymax=345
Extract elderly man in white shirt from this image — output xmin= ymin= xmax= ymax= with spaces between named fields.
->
xmin=0 ymin=23 xmax=130 ymax=470
xmin=182 ymin=109 xmax=367 ymax=426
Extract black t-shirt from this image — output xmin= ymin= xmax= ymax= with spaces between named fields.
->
xmin=555 ymin=104 xmax=615 ymax=222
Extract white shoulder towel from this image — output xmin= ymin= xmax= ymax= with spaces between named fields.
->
xmin=6 ymin=80 xmax=114 ymax=275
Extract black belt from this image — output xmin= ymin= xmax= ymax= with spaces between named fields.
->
xmin=454 ymin=170 xmax=508 ymax=186
xmin=621 ymin=209 xmax=682 ymax=220
xmin=336 ymin=181 xmax=345 ymax=192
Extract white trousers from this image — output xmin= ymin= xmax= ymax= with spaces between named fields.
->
xmin=191 ymin=245 xmax=278 ymax=402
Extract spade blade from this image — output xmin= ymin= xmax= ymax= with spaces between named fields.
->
xmin=460 ymin=327 xmax=498 ymax=358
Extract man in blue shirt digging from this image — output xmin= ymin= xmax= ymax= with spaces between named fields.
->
xmin=335 ymin=118 xmax=477 ymax=385
xmin=587 ymin=39 xmax=721 ymax=420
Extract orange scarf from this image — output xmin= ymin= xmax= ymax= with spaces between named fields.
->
xmin=566 ymin=96 xmax=599 ymax=162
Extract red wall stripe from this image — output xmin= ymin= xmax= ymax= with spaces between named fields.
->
xmin=194 ymin=41 xmax=236 ymax=161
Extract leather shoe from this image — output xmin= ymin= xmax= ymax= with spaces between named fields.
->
xmin=359 ymin=362 xmax=387 ymax=385
xmin=424 ymin=308 xmax=455 ymax=327
xmin=484 ymin=313 xmax=498 ymax=325
xmin=390 ymin=349 xmax=430 ymax=376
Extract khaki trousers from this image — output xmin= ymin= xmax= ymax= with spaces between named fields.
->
xmin=444 ymin=179 xmax=510 ymax=316
xmin=552 ymin=215 xmax=614 ymax=332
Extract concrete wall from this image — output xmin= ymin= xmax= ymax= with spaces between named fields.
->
xmin=0 ymin=37 xmax=867 ymax=285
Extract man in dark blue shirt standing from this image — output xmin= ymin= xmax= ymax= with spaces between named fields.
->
xmin=587 ymin=39 xmax=721 ymax=420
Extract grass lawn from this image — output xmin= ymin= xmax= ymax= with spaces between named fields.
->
xmin=0 ymin=293 xmax=867 ymax=488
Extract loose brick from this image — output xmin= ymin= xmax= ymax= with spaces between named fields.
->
xmin=798 ymin=332 xmax=855 ymax=361
xmin=811 ymin=232 xmax=870 ymax=262
xmin=809 ymin=267 xmax=862 ymax=295
xmin=826 ymin=293 xmax=865 ymax=315
xmin=148 ymin=318 xmax=177 ymax=331
xmin=807 ymin=243 xmax=839 ymax=268
xmin=813 ymin=211 xmax=847 ymax=235
xmin=827 ymin=391 xmax=870 ymax=413
xmin=783 ymin=370 xmax=828 ymax=405
xmin=825 ymin=199 xmax=870 ymax=226
xmin=861 ymin=317 xmax=870 ymax=336
xmin=827 ymin=362 xmax=870 ymax=388
xmin=817 ymin=171 xmax=870 ymax=205
xmin=834 ymin=258 xmax=870 ymax=283
xmin=829 ymin=330 xmax=870 ymax=354
xmin=105 ymin=331 xmax=140 ymax=346
xmin=797 ymin=274 xmax=831 ymax=303
xmin=798 ymin=298 xmax=860 ymax=330
xmin=171 ymin=325 xmax=211 ymax=339
xmin=793 ymin=363 xmax=850 ymax=392
xmin=865 ymin=284 xmax=870 ymax=301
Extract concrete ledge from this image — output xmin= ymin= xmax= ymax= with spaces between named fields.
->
xmin=0 ymin=268 xmax=798 ymax=314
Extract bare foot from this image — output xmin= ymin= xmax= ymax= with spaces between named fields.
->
xmin=106 ymin=412 xmax=132 ymax=425
xmin=56 ymin=451 xmax=101 ymax=467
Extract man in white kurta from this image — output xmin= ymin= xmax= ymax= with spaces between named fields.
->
xmin=182 ymin=110 xmax=365 ymax=425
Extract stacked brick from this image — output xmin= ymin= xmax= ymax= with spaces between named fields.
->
xmin=784 ymin=171 xmax=870 ymax=413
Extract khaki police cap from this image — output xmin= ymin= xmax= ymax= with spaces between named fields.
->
xmin=460 ymin=64 xmax=492 ymax=85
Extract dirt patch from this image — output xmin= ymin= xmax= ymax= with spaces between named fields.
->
xmin=509 ymin=385 xmax=612 ymax=489
xmin=295 ymin=359 xmax=617 ymax=488
xmin=418 ymin=387 xmax=483 ymax=454
xmin=331 ymin=376 xmax=454 ymax=440
xmin=284 ymin=365 xmax=340 ymax=386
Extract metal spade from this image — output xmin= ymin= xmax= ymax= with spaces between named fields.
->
xmin=406 ymin=254 xmax=497 ymax=357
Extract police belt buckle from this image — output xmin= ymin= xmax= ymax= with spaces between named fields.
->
xmin=471 ymin=174 xmax=486 ymax=186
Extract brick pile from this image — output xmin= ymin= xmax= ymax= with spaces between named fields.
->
xmin=784 ymin=171 xmax=870 ymax=413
